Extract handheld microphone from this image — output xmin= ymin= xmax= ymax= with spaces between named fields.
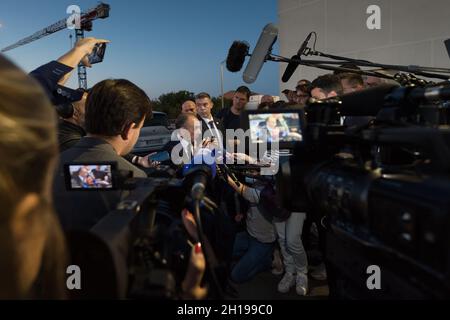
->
xmin=182 ymin=149 xmax=217 ymax=200
xmin=226 ymin=41 xmax=249 ymax=72
xmin=281 ymin=32 xmax=313 ymax=83
xmin=243 ymin=23 xmax=278 ymax=84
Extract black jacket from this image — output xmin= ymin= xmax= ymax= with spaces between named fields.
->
xmin=58 ymin=120 xmax=86 ymax=153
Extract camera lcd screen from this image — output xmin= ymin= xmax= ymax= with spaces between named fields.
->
xmin=65 ymin=164 xmax=115 ymax=190
xmin=248 ymin=112 xmax=303 ymax=144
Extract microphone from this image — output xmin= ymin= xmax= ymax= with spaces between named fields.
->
xmin=281 ymin=32 xmax=312 ymax=83
xmin=226 ymin=41 xmax=249 ymax=72
xmin=182 ymin=149 xmax=217 ymax=200
xmin=243 ymin=23 xmax=278 ymax=84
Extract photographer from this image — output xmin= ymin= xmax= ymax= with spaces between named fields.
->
xmin=0 ymin=55 xmax=66 ymax=299
xmin=225 ymin=175 xmax=276 ymax=284
xmin=30 ymin=38 xmax=156 ymax=168
xmin=53 ymin=79 xmax=152 ymax=231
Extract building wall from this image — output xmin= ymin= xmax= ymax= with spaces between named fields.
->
xmin=278 ymin=0 xmax=450 ymax=93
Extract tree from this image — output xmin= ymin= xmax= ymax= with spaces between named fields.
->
xmin=153 ymin=90 xmax=195 ymax=119
xmin=152 ymin=90 xmax=232 ymax=119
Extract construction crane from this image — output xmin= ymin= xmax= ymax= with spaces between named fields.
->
xmin=1 ymin=3 xmax=110 ymax=89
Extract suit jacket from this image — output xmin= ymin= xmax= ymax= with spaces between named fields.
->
xmin=197 ymin=115 xmax=225 ymax=148
xmin=29 ymin=61 xmax=84 ymax=105
xmin=53 ymin=137 xmax=147 ymax=231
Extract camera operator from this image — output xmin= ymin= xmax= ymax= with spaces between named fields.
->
xmin=310 ymin=74 xmax=343 ymax=100
xmin=225 ymin=175 xmax=276 ymax=284
xmin=53 ymin=79 xmax=152 ymax=231
xmin=0 ymin=55 xmax=66 ymax=299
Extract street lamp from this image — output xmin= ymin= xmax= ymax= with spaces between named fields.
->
xmin=220 ymin=60 xmax=225 ymax=109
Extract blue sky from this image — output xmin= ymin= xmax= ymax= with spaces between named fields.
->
xmin=0 ymin=0 xmax=279 ymax=99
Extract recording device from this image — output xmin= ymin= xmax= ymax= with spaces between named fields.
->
xmin=64 ymin=163 xmax=117 ymax=190
xmin=148 ymin=151 xmax=171 ymax=162
xmin=281 ymin=32 xmax=313 ymax=83
xmin=243 ymin=23 xmax=278 ymax=84
xmin=249 ymin=80 xmax=450 ymax=298
xmin=242 ymin=109 xmax=305 ymax=149
xmin=63 ymin=155 xmax=227 ymax=299
xmin=88 ymin=43 xmax=107 ymax=64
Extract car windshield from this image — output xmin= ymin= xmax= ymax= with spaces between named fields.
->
xmin=144 ymin=113 xmax=168 ymax=127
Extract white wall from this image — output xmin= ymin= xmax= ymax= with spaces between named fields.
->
xmin=278 ymin=0 xmax=450 ymax=93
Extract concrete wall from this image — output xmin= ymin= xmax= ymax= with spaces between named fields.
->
xmin=278 ymin=0 xmax=450 ymax=93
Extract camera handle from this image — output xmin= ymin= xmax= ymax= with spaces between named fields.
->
xmin=361 ymin=127 xmax=450 ymax=173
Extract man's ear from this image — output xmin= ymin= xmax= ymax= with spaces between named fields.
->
xmin=120 ymin=122 xmax=135 ymax=140
xmin=10 ymin=193 xmax=40 ymax=241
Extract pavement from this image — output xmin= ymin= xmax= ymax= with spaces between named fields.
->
xmin=227 ymin=270 xmax=329 ymax=300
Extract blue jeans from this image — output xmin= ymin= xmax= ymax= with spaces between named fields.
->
xmin=230 ymin=232 xmax=274 ymax=283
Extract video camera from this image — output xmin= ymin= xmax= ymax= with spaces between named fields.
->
xmin=242 ymin=81 xmax=450 ymax=299
xmin=62 ymin=159 xmax=226 ymax=299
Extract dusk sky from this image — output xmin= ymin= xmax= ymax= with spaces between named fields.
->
xmin=0 ymin=0 xmax=279 ymax=99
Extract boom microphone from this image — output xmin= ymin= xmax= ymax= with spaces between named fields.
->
xmin=281 ymin=32 xmax=313 ymax=83
xmin=243 ymin=23 xmax=278 ymax=84
xmin=226 ymin=41 xmax=249 ymax=72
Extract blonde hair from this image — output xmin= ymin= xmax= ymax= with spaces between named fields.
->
xmin=0 ymin=55 xmax=66 ymax=298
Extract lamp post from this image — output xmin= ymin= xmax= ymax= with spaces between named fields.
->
xmin=220 ymin=60 xmax=225 ymax=109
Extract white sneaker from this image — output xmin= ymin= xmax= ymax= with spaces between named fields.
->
xmin=271 ymin=266 xmax=284 ymax=276
xmin=296 ymin=273 xmax=308 ymax=296
xmin=310 ymin=263 xmax=327 ymax=281
xmin=277 ymin=272 xmax=295 ymax=293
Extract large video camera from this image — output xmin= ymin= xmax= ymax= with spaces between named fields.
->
xmin=243 ymin=82 xmax=450 ymax=299
xmin=62 ymin=160 xmax=225 ymax=299
xmin=228 ymin=22 xmax=450 ymax=298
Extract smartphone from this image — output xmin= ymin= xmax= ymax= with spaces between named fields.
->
xmin=88 ymin=43 xmax=107 ymax=65
xmin=148 ymin=151 xmax=170 ymax=162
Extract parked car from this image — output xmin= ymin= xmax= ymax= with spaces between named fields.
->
xmin=132 ymin=111 xmax=172 ymax=155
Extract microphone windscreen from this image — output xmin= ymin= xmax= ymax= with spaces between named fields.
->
xmin=182 ymin=148 xmax=217 ymax=178
xmin=243 ymin=23 xmax=278 ymax=84
xmin=226 ymin=41 xmax=249 ymax=72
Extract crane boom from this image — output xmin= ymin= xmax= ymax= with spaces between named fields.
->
xmin=1 ymin=3 xmax=110 ymax=53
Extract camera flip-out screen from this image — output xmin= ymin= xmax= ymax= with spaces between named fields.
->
xmin=64 ymin=163 xmax=117 ymax=191
xmin=247 ymin=110 xmax=304 ymax=145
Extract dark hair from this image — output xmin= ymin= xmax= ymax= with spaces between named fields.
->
xmin=333 ymin=63 xmax=361 ymax=75
xmin=85 ymin=79 xmax=152 ymax=136
xmin=235 ymin=85 xmax=251 ymax=100
xmin=195 ymin=92 xmax=211 ymax=100
xmin=175 ymin=112 xmax=197 ymax=129
xmin=338 ymin=72 xmax=364 ymax=86
xmin=271 ymin=100 xmax=289 ymax=109
xmin=311 ymin=74 xmax=343 ymax=95
xmin=296 ymin=79 xmax=312 ymax=93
